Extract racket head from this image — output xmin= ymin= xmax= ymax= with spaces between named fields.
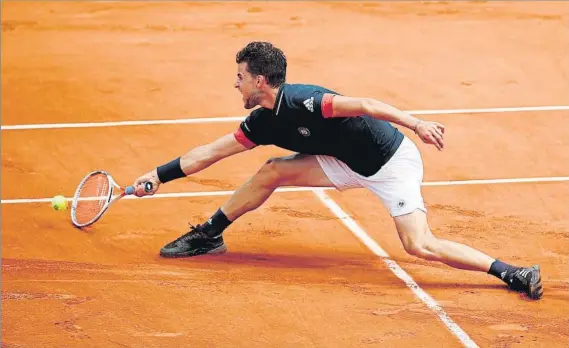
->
xmin=71 ymin=170 xmax=120 ymax=228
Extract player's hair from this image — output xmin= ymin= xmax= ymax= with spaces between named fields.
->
xmin=236 ymin=42 xmax=287 ymax=87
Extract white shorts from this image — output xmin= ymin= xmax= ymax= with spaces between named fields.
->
xmin=315 ymin=136 xmax=426 ymax=217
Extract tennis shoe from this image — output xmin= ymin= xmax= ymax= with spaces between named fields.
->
xmin=506 ymin=265 xmax=543 ymax=300
xmin=160 ymin=223 xmax=227 ymax=258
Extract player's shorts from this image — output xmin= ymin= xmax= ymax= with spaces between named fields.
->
xmin=315 ymin=136 xmax=426 ymax=217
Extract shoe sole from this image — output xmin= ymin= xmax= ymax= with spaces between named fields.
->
xmin=159 ymin=244 xmax=228 ymax=258
xmin=527 ymin=265 xmax=543 ymax=300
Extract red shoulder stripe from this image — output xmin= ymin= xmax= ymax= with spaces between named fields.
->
xmin=234 ymin=128 xmax=257 ymax=149
xmin=321 ymin=93 xmax=335 ymax=118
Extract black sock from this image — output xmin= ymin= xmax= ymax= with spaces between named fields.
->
xmin=204 ymin=208 xmax=232 ymax=237
xmin=488 ymin=259 xmax=519 ymax=283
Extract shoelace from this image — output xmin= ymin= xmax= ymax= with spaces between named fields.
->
xmin=172 ymin=223 xmax=206 ymax=244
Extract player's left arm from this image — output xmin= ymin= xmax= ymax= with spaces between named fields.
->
xmin=321 ymin=93 xmax=445 ymax=151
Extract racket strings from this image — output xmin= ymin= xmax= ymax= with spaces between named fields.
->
xmin=73 ymin=173 xmax=112 ymax=225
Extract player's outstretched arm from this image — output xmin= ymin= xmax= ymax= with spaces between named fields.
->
xmin=132 ymin=133 xmax=251 ymax=196
xmin=324 ymin=94 xmax=445 ymax=151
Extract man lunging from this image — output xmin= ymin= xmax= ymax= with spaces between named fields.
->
xmin=133 ymin=42 xmax=543 ymax=300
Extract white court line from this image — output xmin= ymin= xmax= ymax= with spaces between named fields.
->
xmin=2 ymin=176 xmax=568 ymax=204
xmin=2 ymin=105 xmax=568 ymax=130
xmin=312 ymin=188 xmax=479 ymax=348
xmin=3 ymin=279 xmax=170 ymax=283
xmin=1 ymin=187 xmax=318 ymax=204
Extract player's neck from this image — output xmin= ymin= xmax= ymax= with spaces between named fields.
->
xmin=258 ymin=86 xmax=281 ymax=110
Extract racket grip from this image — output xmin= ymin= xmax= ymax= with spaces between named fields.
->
xmin=125 ymin=186 xmax=135 ymax=195
xmin=125 ymin=182 xmax=153 ymax=196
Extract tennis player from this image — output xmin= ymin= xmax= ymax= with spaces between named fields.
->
xmin=133 ymin=42 xmax=543 ymax=300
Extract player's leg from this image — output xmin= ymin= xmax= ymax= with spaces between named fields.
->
xmin=159 ymin=153 xmax=337 ymax=258
xmin=393 ymin=209 xmax=543 ymax=299
xmin=393 ymin=209 xmax=495 ymax=271
xmin=367 ymin=137 xmax=543 ymax=299
xmin=221 ymin=153 xmax=335 ymax=221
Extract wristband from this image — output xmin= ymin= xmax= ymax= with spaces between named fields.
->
xmin=156 ymin=157 xmax=186 ymax=184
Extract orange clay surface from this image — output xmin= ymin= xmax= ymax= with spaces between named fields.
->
xmin=2 ymin=2 xmax=569 ymax=347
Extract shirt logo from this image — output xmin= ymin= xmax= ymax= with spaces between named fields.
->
xmin=298 ymin=127 xmax=311 ymax=137
xmin=303 ymin=97 xmax=314 ymax=112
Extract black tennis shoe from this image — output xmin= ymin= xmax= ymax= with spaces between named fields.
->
xmin=160 ymin=223 xmax=227 ymax=258
xmin=506 ymin=265 xmax=543 ymax=300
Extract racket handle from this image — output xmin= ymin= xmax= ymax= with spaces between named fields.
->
xmin=125 ymin=182 xmax=153 ymax=196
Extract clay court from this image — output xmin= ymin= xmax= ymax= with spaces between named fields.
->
xmin=1 ymin=1 xmax=568 ymax=347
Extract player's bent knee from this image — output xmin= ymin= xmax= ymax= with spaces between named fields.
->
xmin=402 ymin=238 xmax=439 ymax=260
xmin=255 ymin=157 xmax=286 ymax=188
xmin=403 ymin=241 xmax=427 ymax=258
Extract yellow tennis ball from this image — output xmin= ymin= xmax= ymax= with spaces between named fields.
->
xmin=51 ymin=195 xmax=68 ymax=211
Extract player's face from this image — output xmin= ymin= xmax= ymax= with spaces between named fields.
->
xmin=234 ymin=62 xmax=261 ymax=109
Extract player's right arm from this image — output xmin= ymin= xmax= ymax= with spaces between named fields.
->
xmin=180 ymin=131 xmax=254 ymax=174
xmin=133 ymin=113 xmax=263 ymax=197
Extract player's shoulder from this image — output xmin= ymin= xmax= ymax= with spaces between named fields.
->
xmin=280 ymin=84 xmax=341 ymax=113
xmin=243 ymin=106 xmax=272 ymax=126
xmin=283 ymin=83 xmax=341 ymax=97
xmin=248 ymin=106 xmax=272 ymax=118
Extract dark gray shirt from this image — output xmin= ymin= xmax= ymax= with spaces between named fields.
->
xmin=238 ymin=83 xmax=404 ymax=177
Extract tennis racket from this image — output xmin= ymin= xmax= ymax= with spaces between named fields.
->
xmin=70 ymin=170 xmax=153 ymax=228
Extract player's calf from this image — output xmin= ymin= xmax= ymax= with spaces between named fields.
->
xmin=395 ymin=210 xmax=495 ymax=272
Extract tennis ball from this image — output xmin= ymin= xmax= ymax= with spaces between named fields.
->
xmin=51 ymin=195 xmax=68 ymax=211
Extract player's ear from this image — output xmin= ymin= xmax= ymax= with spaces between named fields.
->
xmin=255 ymin=74 xmax=266 ymax=87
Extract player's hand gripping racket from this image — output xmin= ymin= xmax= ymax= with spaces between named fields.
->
xmin=71 ymin=170 xmax=153 ymax=228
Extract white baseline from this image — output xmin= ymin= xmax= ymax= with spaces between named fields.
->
xmin=2 ymin=105 xmax=568 ymax=131
xmin=2 ymin=176 xmax=568 ymax=204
